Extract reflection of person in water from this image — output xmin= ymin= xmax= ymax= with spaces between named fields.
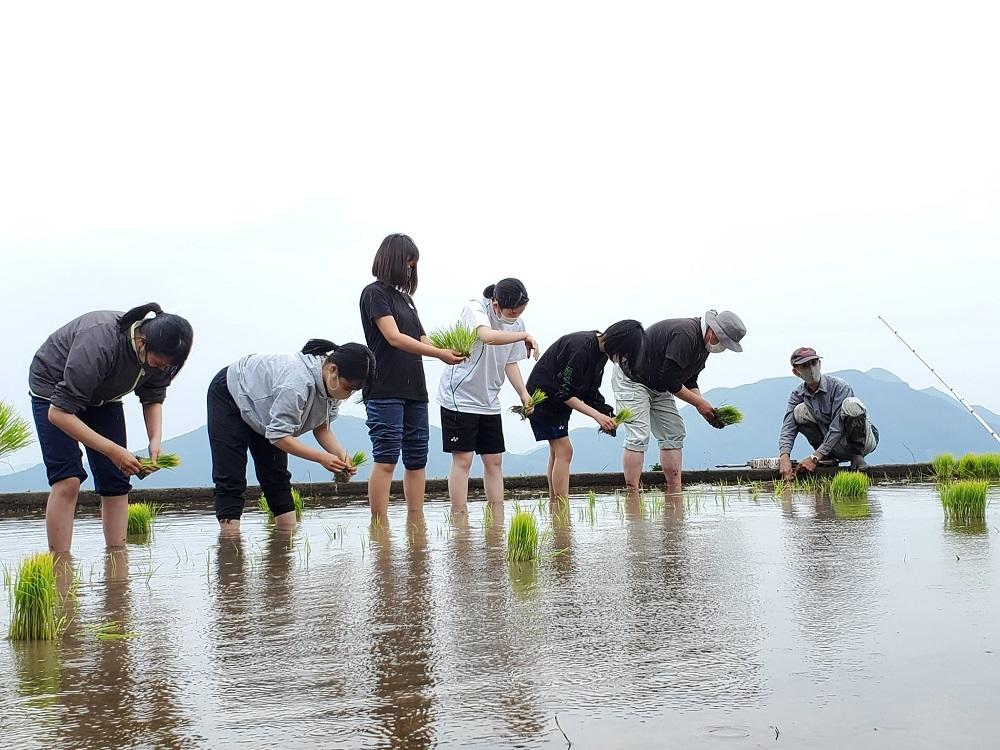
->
xmin=368 ymin=519 xmax=435 ymax=749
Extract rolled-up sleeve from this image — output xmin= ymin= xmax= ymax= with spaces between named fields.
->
xmin=49 ymin=329 xmax=113 ymax=414
xmin=778 ymin=391 xmax=803 ymax=455
xmin=265 ymin=386 xmax=308 ymax=443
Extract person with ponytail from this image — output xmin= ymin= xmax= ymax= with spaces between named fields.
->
xmin=525 ymin=320 xmax=645 ymax=501
xmin=28 ymin=303 xmax=194 ymax=552
xmin=360 ymin=233 xmax=465 ymax=519
xmin=435 ymin=278 xmax=539 ymax=514
xmin=207 ymin=339 xmax=375 ymax=534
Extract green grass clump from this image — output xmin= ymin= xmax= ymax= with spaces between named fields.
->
xmin=510 ymin=389 xmax=547 ymax=419
xmin=8 ymin=553 xmax=64 ymax=641
xmin=714 ymin=405 xmax=744 ymax=426
xmin=830 ymin=471 xmax=869 ymax=498
xmin=259 ymin=488 xmax=304 ymax=522
xmin=506 ymin=510 xmax=540 ymax=562
xmin=940 ymin=480 xmax=989 ymax=522
xmin=137 ymin=453 xmax=181 ymax=471
xmin=0 ymin=401 xmax=34 ymax=462
xmin=126 ymin=502 xmax=159 ymax=536
xmin=955 ymin=453 xmax=1000 ymax=481
xmin=429 ymin=322 xmax=478 ymax=357
xmin=932 ymin=453 xmax=957 ymax=480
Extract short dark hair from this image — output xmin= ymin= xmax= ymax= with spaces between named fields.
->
xmin=483 ymin=278 xmax=529 ymax=309
xmin=119 ymin=303 xmax=194 ymax=369
xmin=601 ymin=319 xmax=645 ymax=372
xmin=301 ymin=339 xmax=376 ymax=390
xmin=372 ymin=234 xmax=419 ymax=294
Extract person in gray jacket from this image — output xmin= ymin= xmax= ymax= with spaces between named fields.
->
xmin=29 ymin=303 xmax=194 ymax=553
xmin=208 ymin=339 xmax=375 ymax=534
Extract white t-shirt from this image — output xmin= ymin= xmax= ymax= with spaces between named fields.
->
xmin=435 ymin=298 xmax=529 ymax=415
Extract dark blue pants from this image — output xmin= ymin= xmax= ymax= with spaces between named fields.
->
xmin=365 ymin=398 xmax=429 ymax=470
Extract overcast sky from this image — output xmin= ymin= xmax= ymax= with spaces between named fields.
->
xmin=2 ymin=2 xmax=998 ymax=471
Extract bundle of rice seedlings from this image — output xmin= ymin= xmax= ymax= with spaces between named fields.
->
xmin=258 ymin=488 xmax=304 ymax=522
xmin=510 ymin=389 xmax=547 ymax=419
xmin=940 ymin=480 xmax=989 ymax=522
xmin=956 ymin=453 xmax=1000 ymax=481
xmin=830 ymin=471 xmax=869 ymax=498
xmin=8 ymin=552 xmax=64 ymax=641
xmin=506 ymin=510 xmax=540 ymax=562
xmin=137 ymin=453 xmax=181 ymax=471
xmin=336 ymin=451 xmax=368 ymax=482
xmin=0 ymin=401 xmax=34 ymax=461
xmin=599 ymin=407 xmax=636 ymax=436
xmin=429 ymin=322 xmax=478 ymax=357
xmin=714 ymin=405 xmax=744 ymax=427
xmin=126 ymin=502 xmax=159 ymax=536
xmin=932 ymin=453 xmax=957 ymax=480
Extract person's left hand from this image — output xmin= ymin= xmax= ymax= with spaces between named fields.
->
xmin=797 ymin=456 xmax=818 ymax=474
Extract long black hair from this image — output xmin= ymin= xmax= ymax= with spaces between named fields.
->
xmin=119 ymin=303 xmax=194 ymax=368
xmin=483 ymin=278 xmax=529 ymax=309
xmin=601 ymin=319 xmax=645 ymax=374
xmin=302 ymin=339 xmax=376 ymax=389
xmin=372 ymin=233 xmax=419 ymax=294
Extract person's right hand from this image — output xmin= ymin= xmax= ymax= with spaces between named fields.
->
xmin=439 ymin=349 xmax=467 ymax=365
xmin=111 ymin=446 xmax=143 ymax=477
xmin=319 ymin=453 xmax=350 ymax=473
xmin=595 ymin=413 xmax=618 ymax=432
xmin=779 ymin=455 xmax=795 ymax=482
xmin=524 ymin=334 xmax=540 ymax=360
xmin=697 ymin=402 xmax=724 ymax=429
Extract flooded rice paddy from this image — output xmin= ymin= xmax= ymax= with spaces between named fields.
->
xmin=1 ymin=483 xmax=997 ymax=749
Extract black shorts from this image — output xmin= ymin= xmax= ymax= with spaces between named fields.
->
xmin=527 ymin=402 xmax=571 ymax=442
xmin=440 ymin=407 xmax=505 ymax=455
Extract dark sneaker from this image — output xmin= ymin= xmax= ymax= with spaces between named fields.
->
xmin=849 ymin=455 xmax=868 ymax=471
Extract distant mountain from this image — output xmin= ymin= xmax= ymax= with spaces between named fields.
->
xmin=2 ymin=368 xmax=998 ymax=492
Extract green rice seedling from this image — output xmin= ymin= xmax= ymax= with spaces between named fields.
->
xmin=126 ymin=502 xmax=159 ymax=537
xmin=830 ymin=471 xmax=869 ymax=498
xmin=481 ymin=502 xmax=494 ymax=530
xmin=137 ymin=453 xmax=181 ymax=472
xmin=932 ymin=453 xmax=957 ymax=480
xmin=258 ymin=488 xmax=304 ymax=522
xmin=939 ymin=480 xmax=989 ymax=523
xmin=599 ymin=407 xmax=636 ymax=436
xmin=510 ymin=389 xmax=547 ymax=419
xmin=8 ymin=553 xmax=64 ymax=641
xmin=336 ymin=450 xmax=368 ymax=482
xmin=506 ymin=510 xmax=540 ymax=562
xmin=429 ymin=322 xmax=478 ymax=357
xmin=771 ymin=479 xmax=788 ymax=496
xmin=0 ymin=400 xmax=34 ymax=461
xmin=955 ymin=453 xmax=1000 ymax=481
xmin=714 ymin=405 xmax=744 ymax=427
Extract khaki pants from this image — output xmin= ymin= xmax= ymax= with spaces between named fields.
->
xmin=611 ymin=366 xmax=685 ymax=452
xmin=794 ymin=397 xmax=878 ymax=459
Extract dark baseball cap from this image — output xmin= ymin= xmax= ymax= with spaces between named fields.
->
xmin=790 ymin=347 xmax=821 ymax=365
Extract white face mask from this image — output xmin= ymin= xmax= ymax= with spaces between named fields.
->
xmin=796 ymin=364 xmax=821 ymax=385
xmin=499 ymin=313 xmax=518 ymax=325
xmin=707 ymin=341 xmax=726 ymax=354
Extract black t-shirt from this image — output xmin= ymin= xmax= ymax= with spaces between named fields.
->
xmin=629 ymin=317 xmax=709 ymax=393
xmin=359 ymin=282 xmax=428 ymax=401
xmin=525 ymin=331 xmax=613 ymax=417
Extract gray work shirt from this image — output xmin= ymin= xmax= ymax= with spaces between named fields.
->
xmin=778 ymin=374 xmax=855 ymax=456
xmin=29 ymin=311 xmax=175 ymax=414
xmin=227 ymin=352 xmax=341 ymax=443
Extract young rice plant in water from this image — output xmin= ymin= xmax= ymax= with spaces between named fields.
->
xmin=126 ymin=502 xmax=159 ymax=536
xmin=506 ymin=510 xmax=540 ymax=562
xmin=939 ymin=480 xmax=989 ymax=523
xmin=8 ymin=552 xmax=64 ymax=641
xmin=932 ymin=453 xmax=957 ymax=480
xmin=830 ymin=471 xmax=869 ymax=498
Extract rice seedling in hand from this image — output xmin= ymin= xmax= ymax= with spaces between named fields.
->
xmin=506 ymin=510 xmax=540 ymax=562
xmin=137 ymin=453 xmax=181 ymax=473
xmin=932 ymin=453 xmax=957 ymax=480
xmin=258 ymin=488 xmax=304 ymax=522
xmin=126 ymin=502 xmax=159 ymax=537
xmin=0 ymin=401 xmax=33 ymax=462
xmin=940 ymin=480 xmax=989 ymax=523
xmin=599 ymin=407 xmax=637 ymax=436
xmin=8 ymin=552 xmax=64 ymax=641
xmin=429 ymin=322 xmax=478 ymax=357
xmin=336 ymin=451 xmax=368 ymax=482
xmin=714 ymin=405 xmax=744 ymax=427
xmin=830 ymin=471 xmax=869 ymax=498
xmin=510 ymin=388 xmax=547 ymax=419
